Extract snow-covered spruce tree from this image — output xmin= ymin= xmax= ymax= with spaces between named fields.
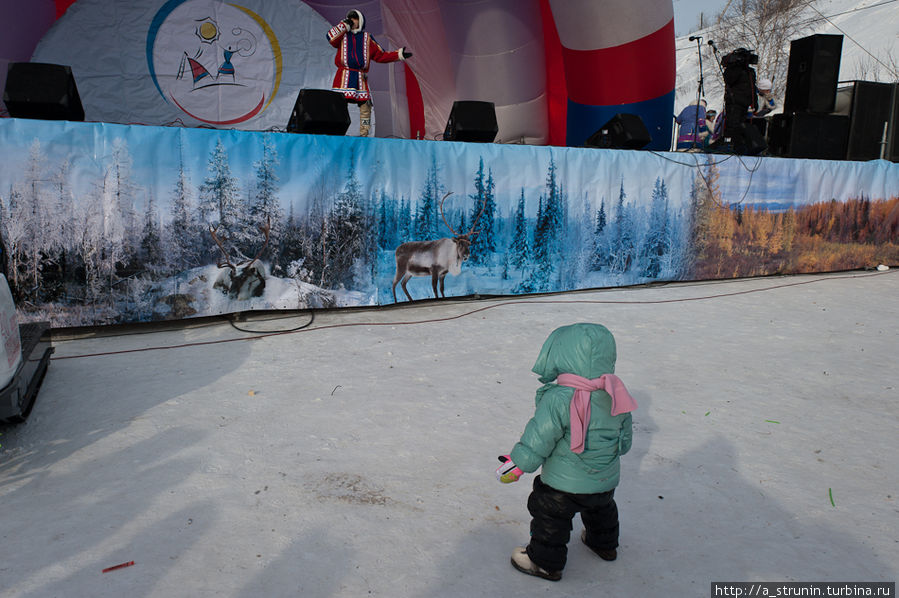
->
xmin=640 ymin=178 xmax=671 ymax=278
xmin=456 ymin=209 xmax=467 ymax=238
xmin=300 ymin=181 xmax=331 ymax=287
xmin=15 ymin=140 xmax=52 ymax=301
xmin=468 ymin=158 xmax=496 ymax=265
xmin=97 ymin=168 xmax=128 ymax=292
xmin=509 ymin=189 xmax=530 ymax=270
xmin=248 ymin=135 xmax=283 ymax=266
xmin=398 ymin=197 xmax=412 ymax=243
xmin=109 ymin=138 xmax=142 ymax=277
xmin=0 ymin=186 xmax=27 ymax=298
xmin=514 ymin=193 xmax=545 ymax=293
xmin=590 ymin=199 xmax=608 ymax=270
xmin=324 ymin=167 xmax=366 ymax=289
xmin=415 ymin=156 xmax=442 ymax=241
xmin=167 ymin=160 xmax=198 ymax=272
xmin=361 ymin=190 xmax=379 ymax=284
xmin=279 ymin=200 xmax=304 ymax=275
xmin=73 ymin=172 xmax=120 ymax=303
xmin=46 ymin=159 xmax=76 ymax=300
xmin=197 ymin=139 xmax=242 ymax=263
xmin=560 ymin=192 xmax=595 ymax=289
xmin=376 ymin=190 xmax=396 ymax=250
xmin=521 ymin=157 xmax=565 ymax=292
xmin=139 ymin=193 xmax=164 ymax=276
xmin=609 ymin=179 xmax=636 ymax=274
xmin=666 ymin=202 xmax=692 ymax=280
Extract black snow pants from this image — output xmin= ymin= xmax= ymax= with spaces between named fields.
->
xmin=526 ymin=475 xmax=619 ymax=572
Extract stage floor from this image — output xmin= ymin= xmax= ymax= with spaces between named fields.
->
xmin=1 ymin=270 xmax=897 ymax=596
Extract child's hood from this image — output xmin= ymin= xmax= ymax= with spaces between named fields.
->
xmin=531 ymin=323 xmax=617 ymax=384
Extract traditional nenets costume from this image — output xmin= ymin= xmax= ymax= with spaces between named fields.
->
xmin=326 ymin=9 xmax=412 ymax=137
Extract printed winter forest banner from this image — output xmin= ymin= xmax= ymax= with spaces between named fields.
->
xmin=1 ymin=118 xmax=898 ymax=328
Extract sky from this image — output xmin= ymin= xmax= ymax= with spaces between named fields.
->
xmin=673 ymin=0 xmax=731 ymax=34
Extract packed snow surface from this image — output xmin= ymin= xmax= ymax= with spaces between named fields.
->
xmin=1 ymin=270 xmax=897 ymax=597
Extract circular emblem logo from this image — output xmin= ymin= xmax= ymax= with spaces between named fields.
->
xmin=147 ymin=0 xmax=282 ymax=125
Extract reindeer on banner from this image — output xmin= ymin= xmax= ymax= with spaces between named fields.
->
xmin=209 ymin=220 xmax=270 ymax=300
xmin=392 ymin=192 xmax=486 ymax=302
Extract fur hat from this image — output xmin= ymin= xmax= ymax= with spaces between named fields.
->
xmin=757 ymin=78 xmax=773 ymax=91
xmin=346 ymin=9 xmax=365 ymax=32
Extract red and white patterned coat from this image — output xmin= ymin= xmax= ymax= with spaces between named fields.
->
xmin=326 ymin=20 xmax=405 ymax=102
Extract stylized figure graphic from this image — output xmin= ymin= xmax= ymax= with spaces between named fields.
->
xmin=218 ymin=48 xmax=236 ymax=80
xmin=148 ymin=0 xmax=281 ymax=126
xmin=179 ymin=50 xmax=213 ymax=84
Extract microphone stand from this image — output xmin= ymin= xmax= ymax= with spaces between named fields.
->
xmin=708 ymin=40 xmax=726 ymax=79
xmin=689 ymin=35 xmax=704 ymax=150
xmin=706 ymin=40 xmax=728 ymax=151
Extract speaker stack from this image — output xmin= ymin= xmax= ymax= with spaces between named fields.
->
xmin=767 ymin=112 xmax=849 ymax=160
xmin=775 ymin=34 xmax=899 ymax=162
xmin=584 ymin=113 xmax=652 ymax=150
xmin=772 ymin=34 xmax=848 ymax=160
xmin=443 ymin=101 xmax=498 ymax=143
xmin=834 ymin=80 xmax=899 ymax=161
xmin=3 ymin=62 xmax=85 ymax=121
xmin=287 ymin=89 xmax=350 ymax=135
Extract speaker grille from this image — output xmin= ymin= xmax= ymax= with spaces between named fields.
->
xmin=784 ymin=34 xmax=843 ymax=114
xmin=443 ymin=101 xmax=497 ymax=143
xmin=287 ymin=89 xmax=350 ymax=135
xmin=767 ymin=113 xmax=849 ymax=160
xmin=584 ymin=113 xmax=651 ymax=149
xmin=3 ymin=62 xmax=85 ymax=121
xmin=845 ymin=81 xmax=894 ymax=161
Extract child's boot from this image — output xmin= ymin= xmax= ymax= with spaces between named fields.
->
xmin=581 ymin=530 xmax=617 ymax=561
xmin=510 ymin=546 xmax=561 ymax=581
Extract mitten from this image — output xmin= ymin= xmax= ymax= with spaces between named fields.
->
xmin=495 ymin=455 xmax=523 ymax=484
xmin=401 ymin=47 xmax=413 ymax=59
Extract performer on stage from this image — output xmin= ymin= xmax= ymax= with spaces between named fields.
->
xmin=326 ymin=9 xmax=413 ymax=137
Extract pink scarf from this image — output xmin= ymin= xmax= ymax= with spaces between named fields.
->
xmin=556 ymin=373 xmax=638 ymax=454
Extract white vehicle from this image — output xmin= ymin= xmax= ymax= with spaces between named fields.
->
xmin=0 ymin=274 xmax=52 ymax=424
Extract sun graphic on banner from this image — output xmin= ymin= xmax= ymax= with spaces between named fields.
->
xmin=147 ymin=0 xmax=282 ymax=126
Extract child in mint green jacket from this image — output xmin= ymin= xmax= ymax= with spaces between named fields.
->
xmin=495 ymin=323 xmax=637 ymax=581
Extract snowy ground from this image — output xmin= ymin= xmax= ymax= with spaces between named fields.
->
xmin=1 ymin=270 xmax=897 ymax=597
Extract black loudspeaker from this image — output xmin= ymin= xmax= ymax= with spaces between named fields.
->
xmin=287 ymin=89 xmax=350 ymax=135
xmin=735 ymin=120 xmax=767 ymax=156
xmin=3 ymin=62 xmax=84 ymax=121
xmin=767 ymin=113 xmax=849 ymax=160
xmin=443 ymin=101 xmax=498 ymax=142
xmin=834 ymin=81 xmax=895 ymax=161
xmin=584 ymin=113 xmax=651 ymax=149
xmin=783 ymin=34 xmax=843 ymax=114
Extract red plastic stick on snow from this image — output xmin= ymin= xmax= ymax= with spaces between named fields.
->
xmin=102 ymin=561 xmax=134 ymax=573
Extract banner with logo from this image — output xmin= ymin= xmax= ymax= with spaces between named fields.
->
xmin=32 ymin=0 xmax=334 ymax=131
xmin=0 ymin=118 xmax=897 ymax=328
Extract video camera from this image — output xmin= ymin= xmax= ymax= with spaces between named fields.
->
xmin=721 ymin=47 xmax=759 ymax=68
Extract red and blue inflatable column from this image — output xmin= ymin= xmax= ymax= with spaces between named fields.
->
xmin=547 ymin=0 xmax=675 ymax=150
